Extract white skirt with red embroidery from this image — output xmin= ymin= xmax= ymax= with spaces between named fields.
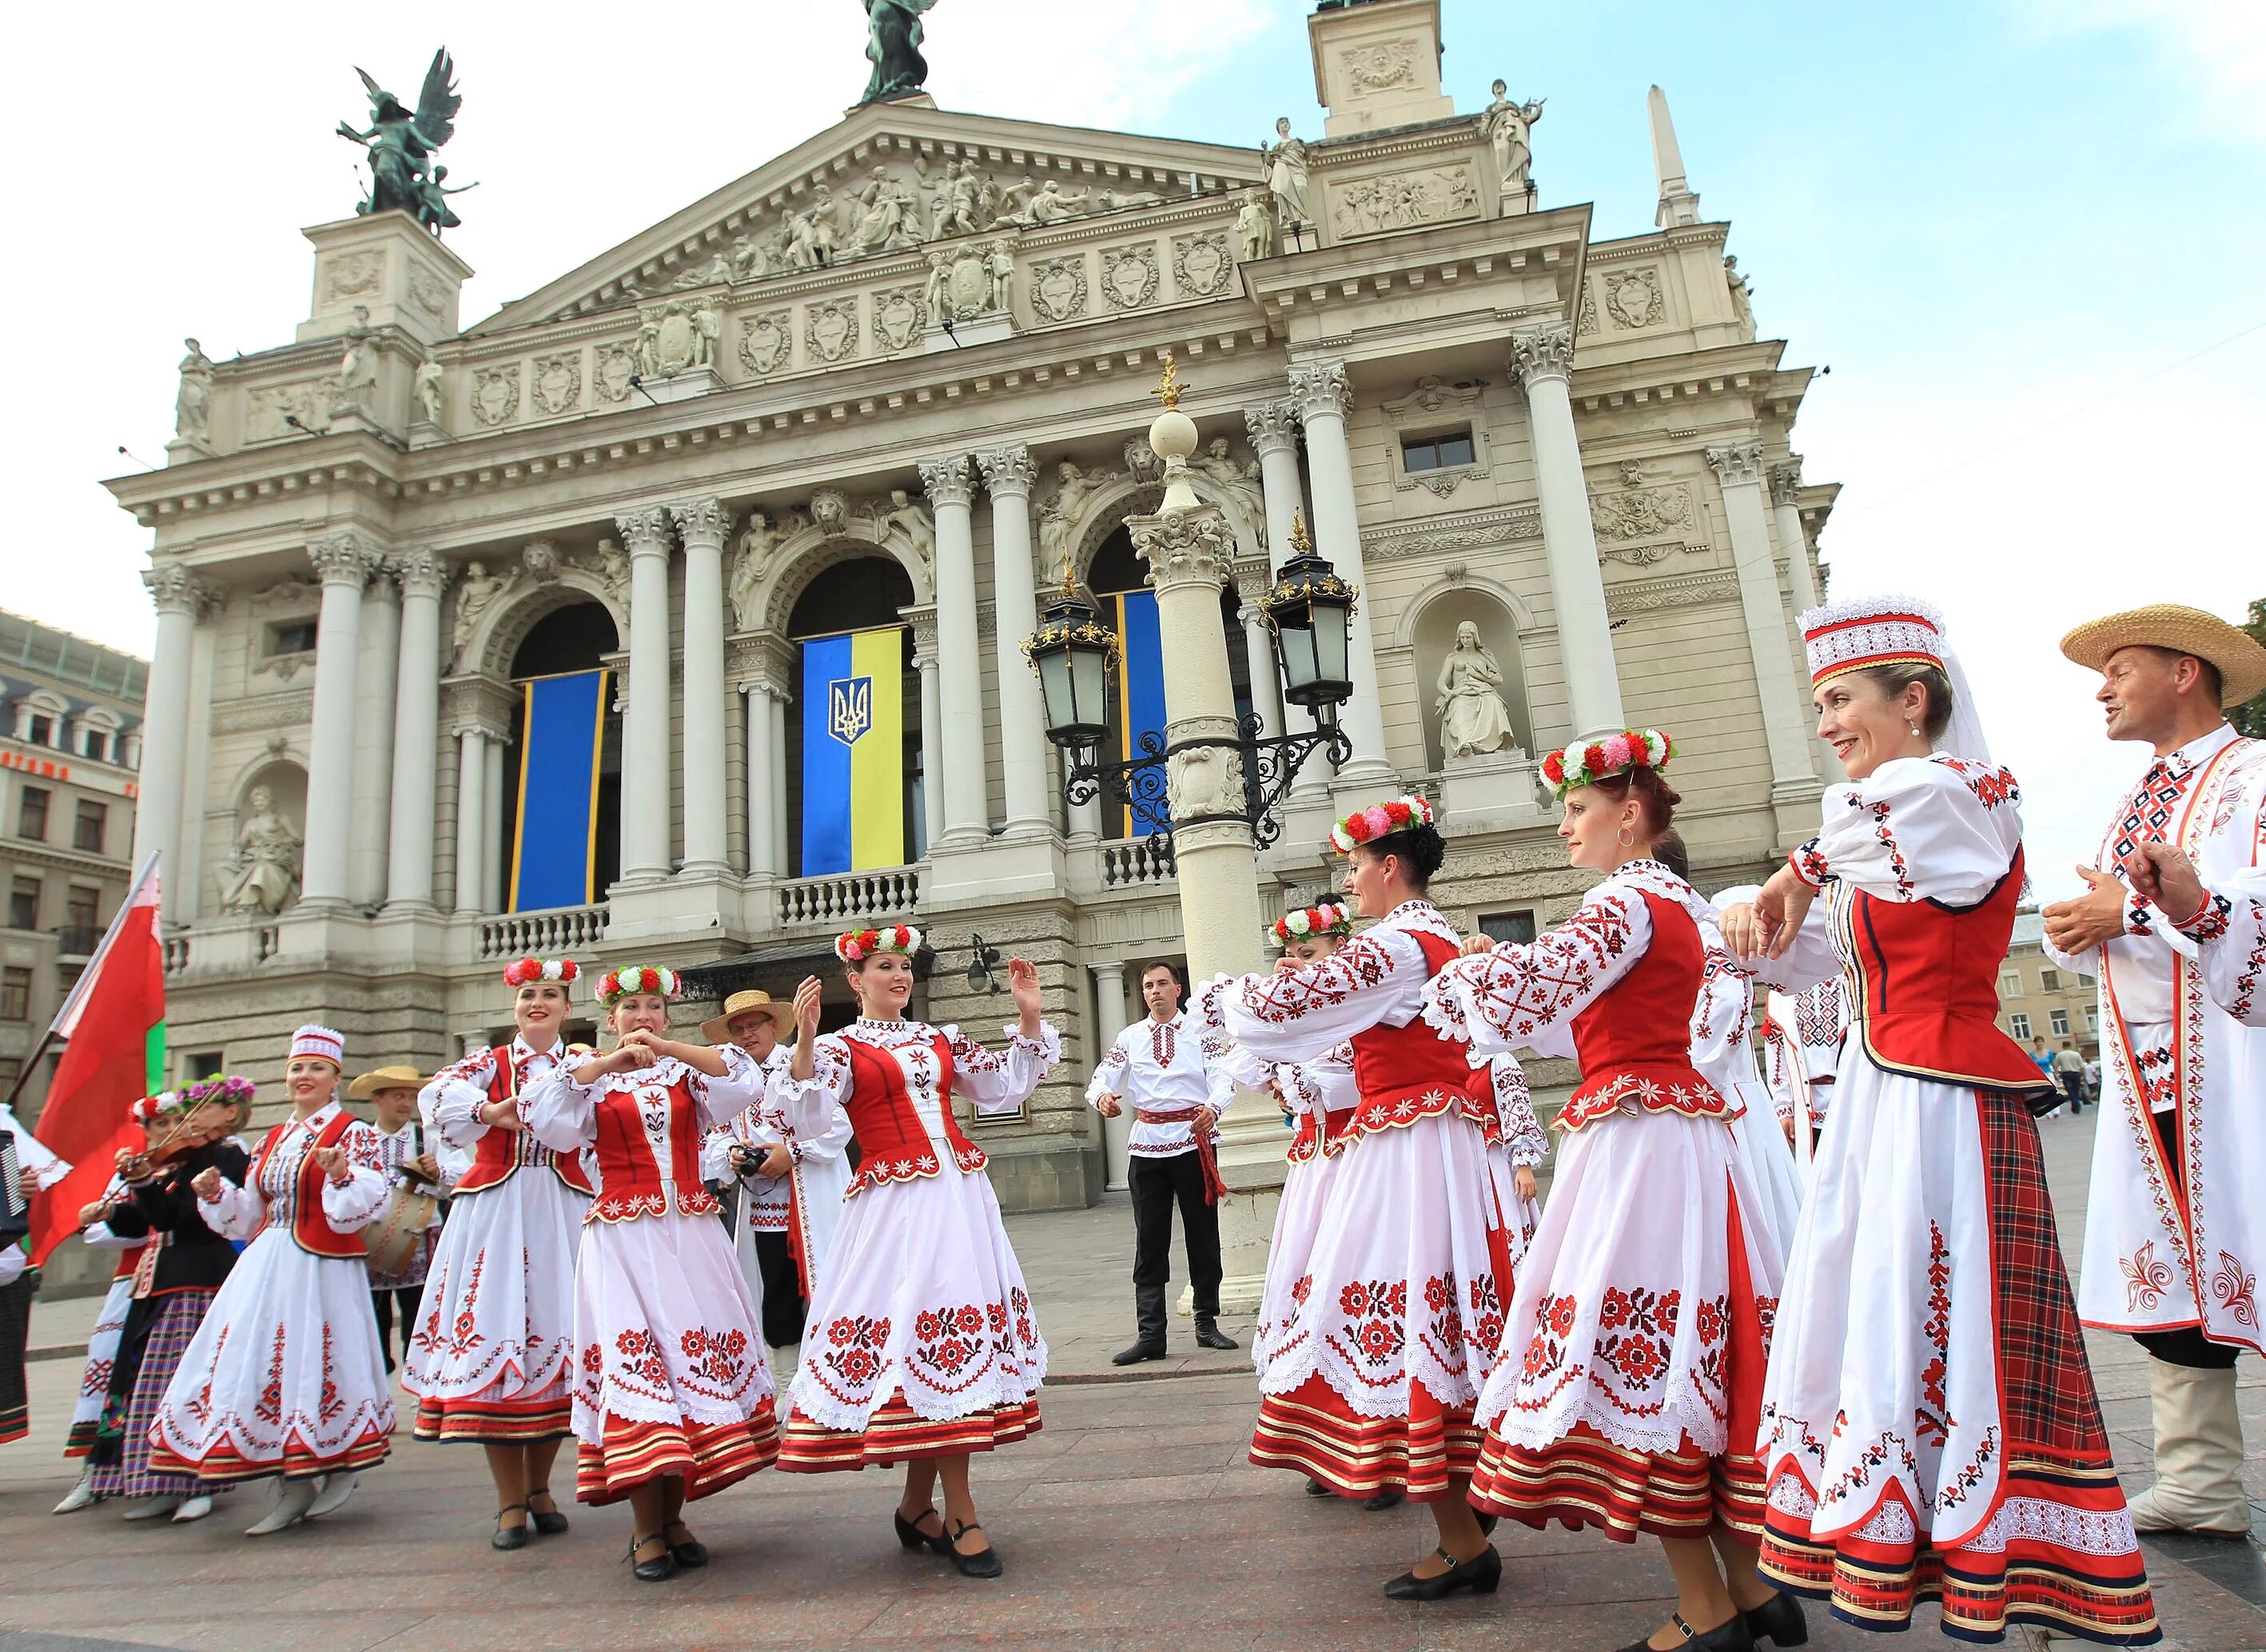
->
xmin=1722 ymin=1072 xmax=1806 ymax=1260
xmin=1251 ymin=1149 xmax=1344 ymax=1380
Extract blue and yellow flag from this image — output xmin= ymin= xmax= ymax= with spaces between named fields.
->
xmin=801 ymin=627 xmax=905 ymax=875
xmin=510 ymin=669 xmax=609 ymax=911
xmin=1110 ymin=591 xmax=1170 ymax=839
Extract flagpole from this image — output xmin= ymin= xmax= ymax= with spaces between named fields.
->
xmin=0 ymin=1029 xmax=59 ymax=1115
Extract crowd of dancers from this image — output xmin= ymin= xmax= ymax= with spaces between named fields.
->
xmin=13 ymin=593 xmax=2266 ymax=1652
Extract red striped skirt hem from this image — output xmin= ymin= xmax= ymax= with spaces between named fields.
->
xmin=573 ymin=1406 xmax=779 ymax=1506
xmin=412 ymin=1392 xmax=573 ymax=1443
xmin=1468 ymin=1419 xmax=1765 ymax=1543
xmin=63 ymin=1420 xmax=98 ymax=1458
xmin=145 ymin=1425 xmax=392 ymax=1486
xmin=779 ymin=1392 xmax=1041 ymax=1473
xmin=1248 ymin=1373 xmax=1479 ymax=1501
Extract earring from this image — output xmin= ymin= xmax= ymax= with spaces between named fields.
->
xmin=1907 ymin=721 xmax=1920 ymax=737
xmin=1618 ymin=826 xmax=1635 ymax=847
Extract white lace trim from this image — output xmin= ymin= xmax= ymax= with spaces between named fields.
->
xmin=1256 ymin=1337 xmax=1484 ymax=1420
xmin=1965 ymin=1497 xmax=2140 ymax=1558
xmin=786 ymin=1345 xmax=1049 ymax=1432
xmin=1480 ymin=1367 xmax=1730 ymax=1459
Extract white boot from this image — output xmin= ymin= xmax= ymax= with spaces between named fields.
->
xmin=304 ymin=1471 xmax=359 ymax=1519
xmin=2127 ymin=1358 xmax=2252 ymax=1536
xmin=245 ymin=1477 xmax=319 ymax=1536
xmin=120 ymin=1495 xmax=185 ymax=1522
xmin=171 ymin=1493 xmax=215 ymax=1523
xmin=52 ymin=1462 xmax=99 ymax=1515
xmin=767 ymin=1342 xmax=800 ymax=1395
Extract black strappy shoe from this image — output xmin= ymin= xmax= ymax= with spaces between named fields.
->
xmin=895 ymin=1504 xmax=945 ymax=1549
xmin=1382 ymin=1543 xmax=1500 ymax=1600
xmin=939 ymin=1517 xmax=1003 ymax=1578
xmin=492 ymin=1503 xmax=530 ymax=1551
xmin=526 ymin=1487 xmax=569 ymax=1536
xmin=1612 ymin=1611 xmax=1755 ymax=1651
xmin=627 ymin=1531 xmax=678 ymax=1582
xmin=663 ymin=1519 xmax=708 ymax=1567
xmin=1741 ymin=1592 xmax=1807 ymax=1646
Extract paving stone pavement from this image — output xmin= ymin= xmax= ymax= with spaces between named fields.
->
xmin=1 ymin=1108 xmax=2260 ymax=1650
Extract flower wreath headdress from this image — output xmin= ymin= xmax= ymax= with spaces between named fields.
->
xmin=595 ymin=965 xmax=683 ymax=1006
xmin=132 ymin=1074 xmax=256 ymax=1123
xmin=502 ymin=957 xmax=579 ymax=988
xmin=835 ymin=925 xmax=922 ymax=964
xmin=1327 ymin=794 xmax=1434 ymax=856
xmin=1270 ymin=902 xmax=1352 ymax=947
xmin=1539 ymin=729 xmax=1675 ymax=798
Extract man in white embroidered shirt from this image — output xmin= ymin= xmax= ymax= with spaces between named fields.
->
xmin=1089 ymin=961 xmax=1238 ymax=1365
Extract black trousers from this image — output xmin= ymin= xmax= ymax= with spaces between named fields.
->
xmin=2134 ymin=1102 xmax=2242 ymax=1371
xmin=751 ymin=1228 xmax=807 ymax=1350
xmin=1129 ymin=1148 xmax=1222 ymax=1316
xmin=370 ymin=1284 xmax=424 ymax=1375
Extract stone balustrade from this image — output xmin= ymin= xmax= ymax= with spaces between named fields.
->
xmin=776 ymin=866 xmax=922 ymax=929
xmin=1099 ymin=836 xmax=1176 ymax=890
xmin=477 ymin=903 xmax=611 ymax=960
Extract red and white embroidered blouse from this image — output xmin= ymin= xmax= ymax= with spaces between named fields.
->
xmin=523 ymin=1047 xmax=766 ymax=1224
xmin=197 ymin=1100 xmax=389 ymax=1249
xmin=424 ymin=1037 xmax=595 ymax=1196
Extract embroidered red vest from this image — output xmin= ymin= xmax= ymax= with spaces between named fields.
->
xmin=250 ymin=1109 xmax=366 ymax=1259
xmin=1344 ymin=929 xmax=1491 ymax=1145
xmin=585 ymin=1073 xmax=719 ymax=1224
xmin=1835 ymin=845 xmax=2053 ymax=1095
xmin=454 ymin=1045 xmax=597 ymax=1197
xmin=841 ymin=1033 xmax=986 ymax=1196
xmin=1559 ymin=890 xmax=1726 ymax=1131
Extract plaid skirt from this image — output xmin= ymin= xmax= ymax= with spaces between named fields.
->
xmin=90 ymin=1290 xmax=214 ymax=1499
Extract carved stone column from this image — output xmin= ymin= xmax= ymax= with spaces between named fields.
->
xmin=977 ymin=445 xmax=1050 ymax=839
xmin=671 ymin=497 xmax=734 ymax=875
xmin=920 ymin=455 xmax=987 ymax=847
xmin=901 ymin=603 xmax=946 ymax=858
xmin=348 ymin=559 xmax=402 ymax=907
xmin=133 ymin=565 xmax=213 ymax=924
xmin=743 ymin=681 xmax=784 ymax=878
xmin=616 ymin=507 xmax=675 ymax=884
xmin=483 ymin=730 xmax=508 ymax=911
xmin=1287 ymin=363 xmax=1391 ymax=782
xmin=385 ymin=551 xmax=448 ymax=911
xmin=1089 ymin=959 xmax=1133 ymax=1190
xmin=452 ymin=725 xmax=491 ymax=914
xmin=1238 ymin=584 xmax=1284 ymax=739
xmin=1770 ymin=460 xmax=1820 ymax=615
xmin=1244 ymin=400 xmax=1308 ymax=577
xmin=1510 ymin=322 xmax=1624 ymax=740
xmin=300 ymin=531 xmax=383 ymax=906
xmin=1709 ymin=442 xmax=1818 ymax=794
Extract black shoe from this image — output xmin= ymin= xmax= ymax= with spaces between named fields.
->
xmin=527 ymin=1487 xmax=569 ymax=1536
xmin=1364 ymin=1488 xmax=1405 ymax=1511
xmin=1114 ymin=1283 xmax=1169 ymax=1366
xmin=627 ymin=1533 xmax=678 ymax=1582
xmin=492 ymin=1503 xmax=530 ymax=1551
xmin=1475 ymin=1511 xmax=1499 ymax=1537
xmin=1305 ymin=1478 xmax=1335 ymax=1498
xmin=1113 ymin=1340 xmax=1167 ymax=1365
xmin=1193 ymin=1316 xmax=1239 ymax=1350
xmin=940 ymin=1518 xmax=1003 ymax=1578
xmin=1742 ymin=1592 xmax=1807 ymax=1646
xmin=1383 ymin=1544 xmax=1500 ymax=1601
xmin=1615 ymin=1611 xmax=1756 ymax=1652
xmin=664 ymin=1522 xmax=708 ymax=1567
xmin=895 ymin=1505 xmax=944 ymax=1549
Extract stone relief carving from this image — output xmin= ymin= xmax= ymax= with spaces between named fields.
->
xmin=1166 ymin=742 xmax=1244 ymax=820
xmin=1604 ymin=268 xmax=1664 ymax=329
xmin=1360 ymin=504 xmax=1543 ymax=565
xmin=212 ymin=693 xmax=313 ymax=736
xmin=869 ymin=489 xmax=937 ymax=575
xmin=472 ymin=364 xmax=520 ymax=427
xmin=591 ymin=344 xmax=635 ymax=403
xmin=1341 ymin=41 xmax=1418 ymax=97
xmin=638 ymin=297 xmax=719 ymax=376
xmin=593 ymin=538 xmax=630 ymax=611
xmin=451 ymin=559 xmax=514 ymax=659
xmin=1603 ymin=571 xmax=1739 ymax=619
xmin=247 ymin=378 xmax=338 ymax=443
xmin=326 ymin=252 xmax=383 ymax=301
xmin=522 ymin=540 xmax=561 ymax=583
xmin=806 ymin=298 xmax=860 ymax=364
xmin=1332 ymin=166 xmax=1479 ymax=239
xmin=1124 ymin=438 xmax=1163 ymax=484
xmin=249 ymin=576 xmax=319 ymax=615
xmin=530 ymin=352 xmax=581 ymax=416
xmin=413 ymin=359 xmax=446 ymax=424
xmin=808 ymin=489 xmax=850 ymax=539
xmin=1436 ymin=621 xmax=1520 ymax=758
xmin=1384 ymin=376 xmax=1482 ymax=420
xmin=927 ymin=239 xmax=1012 ymax=324
xmin=1590 ymin=463 xmax=1697 ymax=552
xmin=1100 ymin=244 xmax=1159 ymax=311
xmin=216 ymin=784 xmax=302 ymax=917
xmin=1577 ymin=287 xmax=1599 ymax=336
xmin=874 ymin=285 xmax=926 ymax=352
xmin=333 ymin=306 xmax=381 ymax=418
xmin=1169 ymin=231 xmax=1229 ymax=297
xmin=738 ymin=311 xmax=791 ymax=376
xmin=405 ymin=261 xmax=448 ymax=317
xmin=1029 ymin=257 xmax=1087 ymax=323
xmin=1193 ymin=438 xmax=1266 ymax=530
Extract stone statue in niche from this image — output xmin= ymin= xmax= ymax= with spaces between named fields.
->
xmin=413 ymin=358 xmax=445 ymax=425
xmin=174 ymin=340 xmax=215 ymax=441
xmin=870 ymin=489 xmax=936 ymax=571
xmin=728 ymin=513 xmax=785 ymax=631
xmin=1261 ymin=118 xmax=1312 ymax=231
xmin=1193 ymin=437 xmax=1266 ymax=529
xmin=335 ymin=305 xmax=381 ymax=405
xmin=216 ymin=785 xmax=303 ymax=917
xmin=1483 ymin=82 xmax=1546 ymax=194
xmin=452 ymin=559 xmax=514 ymax=658
xmin=1235 ymin=189 xmax=1274 ymax=263
xmin=1435 ymin=621 xmax=1520 ymax=758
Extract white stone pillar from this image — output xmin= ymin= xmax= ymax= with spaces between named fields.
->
xmin=1286 ymin=363 xmax=1392 ymax=782
xmin=452 ymin=726 xmax=488 ymax=913
xmin=1710 ymin=443 xmax=1818 ymax=794
xmin=347 ymin=561 xmax=401 ymax=908
xmin=1770 ymin=460 xmax=1820 ymax=615
xmin=1089 ymin=959 xmax=1133 ymax=1190
xmin=919 ymin=455 xmax=988 ymax=847
xmin=1245 ymin=401 xmax=1308 ymax=577
xmin=976 ymin=446 xmax=1049 ymax=839
xmin=768 ymin=693 xmax=790 ymax=870
xmin=300 ymin=532 xmax=381 ymax=906
xmin=133 ymin=567 xmax=208 ymax=923
xmin=669 ymin=498 xmax=733 ymax=875
xmin=385 ymin=551 xmax=448 ymax=911
xmin=1239 ymin=593 xmax=1284 ymax=738
xmin=615 ymin=507 xmax=675 ymax=883
xmin=1511 ymin=322 xmax=1624 ymax=741
xmin=744 ymin=684 xmax=779 ymax=878
xmin=483 ymin=733 xmax=508 ymax=912
xmin=902 ymin=607 xmax=946 ymax=858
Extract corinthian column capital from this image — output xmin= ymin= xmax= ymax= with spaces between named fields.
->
xmin=309 ymin=531 xmax=384 ymax=586
xmin=975 ymin=444 xmax=1037 ymax=499
xmin=615 ymin=506 xmax=674 ymax=558
xmin=668 ymin=496 xmax=735 ymax=551
xmin=1287 ymin=362 xmax=1351 ymax=421
xmin=1131 ymin=504 xmax=1236 ymax=597
xmin=1245 ymin=399 xmax=1303 ymax=457
xmin=918 ymin=452 xmax=974 ymax=508
xmin=1706 ymin=441 xmax=1767 ymax=489
xmin=394 ymin=547 xmax=449 ymax=599
xmin=142 ymin=563 xmax=218 ymax=618
xmin=1767 ymin=459 xmax=1804 ymax=507
xmin=1507 ymin=321 xmax=1576 ymax=389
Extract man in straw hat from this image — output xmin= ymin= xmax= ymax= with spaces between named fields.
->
xmin=697 ymin=990 xmax=850 ymax=1388
xmin=2043 ymin=603 xmax=2266 ymax=1538
xmin=346 ymin=1065 xmax=456 ymax=1375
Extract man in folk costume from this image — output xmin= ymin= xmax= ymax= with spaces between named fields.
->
xmin=2043 ymin=604 xmax=2266 ymax=1539
xmin=1088 ymin=961 xmax=1239 ymax=1364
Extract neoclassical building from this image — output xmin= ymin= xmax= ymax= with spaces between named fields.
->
xmin=110 ymin=2 xmax=1834 ymax=1210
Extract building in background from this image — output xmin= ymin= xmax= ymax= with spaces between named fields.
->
xmin=1999 ymin=908 xmax=2101 ymax=1060
xmin=0 ymin=611 xmax=145 ymax=1117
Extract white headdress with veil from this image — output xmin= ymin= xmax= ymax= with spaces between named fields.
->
xmin=1797 ymin=595 xmax=1993 ymax=767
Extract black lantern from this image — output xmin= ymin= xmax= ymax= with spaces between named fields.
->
xmin=1257 ymin=513 xmax=1357 ymax=719
xmin=1022 ymin=586 xmax=1120 ymax=754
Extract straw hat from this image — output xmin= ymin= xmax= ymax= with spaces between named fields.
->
xmin=2059 ymin=604 xmax=2266 ymax=708
xmin=699 ymin=989 xmax=791 ymax=1044
xmin=347 ymin=1064 xmax=429 ymax=1100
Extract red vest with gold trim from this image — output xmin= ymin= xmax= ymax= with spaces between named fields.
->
xmin=1344 ymin=929 xmax=1491 ymax=1143
xmin=841 ymin=1033 xmax=987 ymax=1194
xmin=585 ymin=1072 xmax=721 ymax=1224
xmin=249 ymin=1109 xmax=366 ymax=1260
xmin=455 ymin=1045 xmax=597 ymax=1197
xmin=1559 ymin=890 xmax=1726 ymax=1132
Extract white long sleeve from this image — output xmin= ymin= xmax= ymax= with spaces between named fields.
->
xmin=520 ymin=1068 xmax=599 ymax=1156
xmin=1225 ymin=906 xmax=1452 ymax=1062
xmin=942 ymin=1023 xmax=1062 ymax=1114
xmin=2178 ymin=871 xmax=2266 ymax=1026
xmin=1790 ymin=754 xmax=2024 ymax=906
xmin=1487 ymin=1054 xmax=1547 ymax=1167
xmin=321 ymin=1122 xmax=392 ymax=1232
xmin=1426 ymin=883 xmax=1654 ymax=1057
xmin=198 ymin=1175 xmax=264 ymax=1241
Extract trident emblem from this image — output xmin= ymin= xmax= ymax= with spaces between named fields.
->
xmin=827 ymin=675 xmax=873 ymax=746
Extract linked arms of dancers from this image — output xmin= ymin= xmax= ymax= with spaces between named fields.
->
xmin=2124 ymin=834 xmax=2266 ymax=1026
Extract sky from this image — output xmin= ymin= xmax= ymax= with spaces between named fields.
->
xmin=6 ymin=0 xmax=2262 ymax=897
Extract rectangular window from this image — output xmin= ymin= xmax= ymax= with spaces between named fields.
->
xmin=27 ymin=715 xmax=53 ymax=746
xmin=16 ymin=786 xmax=48 ymax=841
xmin=2008 ymin=1012 xmax=2032 ymax=1041
xmin=1479 ymin=910 xmax=1538 ymax=947
xmin=0 ymin=967 xmax=30 ymax=1021
xmin=2050 ymin=1009 xmax=2070 ymax=1036
xmin=1401 ymin=428 xmax=1477 ymax=473
xmin=74 ymin=800 xmax=107 ymax=854
xmin=7 ymin=877 xmax=38 ymax=931
xmin=2085 ymin=1005 xmax=2099 ymax=1033
xmin=267 ymin=619 xmax=318 ymax=657
xmin=0 ymin=1059 xmax=18 ymax=1094
xmin=183 ymin=1052 xmax=225 ymax=1081
xmin=80 ymin=729 xmax=108 ymax=762
xmin=1998 ymin=970 xmax=2021 ymax=997
xmin=65 ymin=886 xmax=98 ymax=931
xmin=2040 ymin=968 xmax=2061 ymax=993
xmin=2078 ymin=971 xmax=2097 ymax=987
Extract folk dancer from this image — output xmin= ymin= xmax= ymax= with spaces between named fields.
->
xmin=55 ymin=1166 xmax=145 ymax=1513
xmin=1696 ymin=887 xmax=1810 ymax=1260
xmin=771 ymin=928 xmax=1058 ymax=1579
xmin=352 ymin=1065 xmax=455 ymax=1375
xmin=1725 ymin=596 xmax=2159 ymax=1645
xmin=524 ymin=965 xmax=777 ymax=1582
xmin=2043 ymin=604 xmax=2266 ymax=1539
xmin=1221 ymin=797 xmax=1520 ymax=1601
xmin=148 ymin=1025 xmax=396 ymax=1537
xmin=1433 ymin=734 xmax=1799 ymax=1652
xmin=81 ymin=1077 xmax=253 ymax=1524
xmin=410 ymin=958 xmax=595 ymax=1550
xmin=1088 ymin=960 xmax=1238 ymax=1365
xmin=1760 ymin=979 xmax=1846 ymax=1170
xmin=0 ymin=1100 xmax=70 ymax=1448
xmin=697 ymin=989 xmax=850 ymax=1390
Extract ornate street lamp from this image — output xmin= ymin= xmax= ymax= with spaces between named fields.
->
xmin=1021 ymin=584 xmax=1119 ymax=764
xmin=1256 ymin=512 xmax=1356 ymax=726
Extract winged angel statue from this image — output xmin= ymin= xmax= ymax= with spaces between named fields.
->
xmin=336 ymin=48 xmax=471 ymax=233
xmin=860 ymin=0 xmax=941 ymax=105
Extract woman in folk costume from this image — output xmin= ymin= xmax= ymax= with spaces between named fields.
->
xmin=54 ymin=1164 xmax=145 ymax=1513
xmin=1722 ymin=597 xmax=2159 ymax=1646
xmin=1689 ymin=887 xmax=1807 ymax=1261
xmin=1220 ymin=797 xmax=1519 ymax=1602
xmin=148 ymin=1025 xmax=395 ymax=1537
xmin=409 ymin=957 xmax=594 ymax=1551
xmin=82 ymin=1078 xmax=253 ymax=1524
xmin=1430 ymin=735 xmax=1798 ymax=1652
xmin=771 ymin=926 xmax=1057 ymax=1580
xmin=523 ymin=964 xmax=775 ymax=1583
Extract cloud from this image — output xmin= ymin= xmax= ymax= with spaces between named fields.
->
xmin=2009 ymin=0 xmax=2266 ymax=144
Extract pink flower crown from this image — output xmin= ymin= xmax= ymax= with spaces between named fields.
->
xmin=1271 ymin=902 xmax=1352 ymax=946
xmin=596 ymin=965 xmax=683 ymax=1007
xmin=1539 ymin=729 xmax=1675 ymax=798
xmin=502 ymin=957 xmax=579 ymax=989
xmin=132 ymin=1073 xmax=257 ymax=1122
xmin=1328 ymin=794 xmax=1434 ymax=855
xmin=835 ymin=925 xmax=922 ymax=964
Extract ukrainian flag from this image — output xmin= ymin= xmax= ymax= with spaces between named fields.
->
xmin=801 ymin=627 xmax=905 ymax=875
xmin=1110 ymin=590 xmax=1169 ymax=839
xmin=509 ymin=668 xmax=609 ymax=910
